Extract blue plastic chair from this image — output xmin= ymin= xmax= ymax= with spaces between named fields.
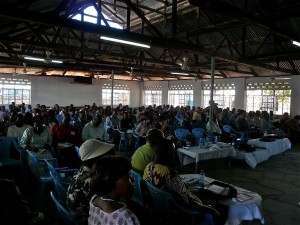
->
xmin=74 ymin=146 xmax=80 ymax=158
xmin=117 ymin=129 xmax=129 ymax=153
xmin=0 ymin=136 xmax=25 ymax=166
xmin=192 ymin=128 xmax=213 ymax=145
xmin=27 ymin=150 xmax=57 ymax=207
xmin=45 ymin=160 xmax=77 ymax=189
xmin=222 ymin=125 xmax=248 ymax=144
xmin=0 ymin=136 xmax=25 ymax=180
xmin=132 ymin=128 xmax=140 ymax=151
xmin=146 ymin=182 xmax=214 ymax=225
xmin=130 ymin=169 xmax=145 ymax=206
xmin=174 ymin=128 xmax=191 ymax=146
xmin=50 ymin=171 xmax=68 ymax=203
xmin=50 ymin=191 xmax=77 ymax=225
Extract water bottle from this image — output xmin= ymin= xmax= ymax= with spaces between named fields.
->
xmin=199 ymin=170 xmax=205 ymax=188
xmin=214 ymin=136 xmax=219 ymax=143
xmin=199 ymin=138 xmax=204 ymax=147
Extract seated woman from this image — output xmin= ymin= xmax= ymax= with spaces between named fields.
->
xmin=89 ymin=155 xmax=140 ymax=225
xmin=143 ymin=138 xmax=227 ymax=225
xmin=131 ymin=128 xmax=164 ymax=175
xmin=135 ymin=112 xmax=155 ymax=146
xmin=67 ymin=139 xmax=115 ymax=225
xmin=20 ymin=115 xmax=53 ymax=174
xmin=20 ymin=115 xmax=52 ymax=158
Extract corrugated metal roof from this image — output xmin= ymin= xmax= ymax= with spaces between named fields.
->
xmin=0 ymin=0 xmax=299 ymax=80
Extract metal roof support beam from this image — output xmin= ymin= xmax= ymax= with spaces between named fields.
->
xmin=189 ymin=0 xmax=300 ymax=42
xmin=122 ymin=0 xmax=162 ymax=36
xmin=172 ymin=0 xmax=177 ymax=35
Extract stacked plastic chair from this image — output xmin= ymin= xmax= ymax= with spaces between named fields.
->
xmin=26 ymin=150 xmax=58 ymax=207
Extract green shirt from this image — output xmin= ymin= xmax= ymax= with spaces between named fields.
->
xmin=131 ymin=142 xmax=155 ymax=175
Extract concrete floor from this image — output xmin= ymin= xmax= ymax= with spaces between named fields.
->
xmin=180 ymin=142 xmax=300 ymax=225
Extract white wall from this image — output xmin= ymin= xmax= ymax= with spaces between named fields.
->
xmin=30 ymin=76 xmax=141 ymax=107
xmin=1 ymin=74 xmax=299 ymax=116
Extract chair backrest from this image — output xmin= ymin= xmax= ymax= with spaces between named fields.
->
xmin=74 ymin=146 xmax=80 ymax=158
xmin=222 ymin=125 xmax=232 ymax=134
xmin=174 ymin=128 xmax=190 ymax=147
xmin=45 ymin=160 xmax=77 ymax=188
xmin=50 ymin=191 xmax=77 ymax=225
xmin=192 ymin=128 xmax=212 ymax=145
xmin=146 ymin=182 xmax=212 ymax=225
xmin=132 ymin=128 xmax=140 ymax=150
xmin=130 ymin=169 xmax=144 ymax=206
xmin=0 ymin=136 xmax=18 ymax=162
xmin=192 ymin=128 xmax=205 ymax=139
xmin=117 ymin=129 xmax=129 ymax=152
xmin=222 ymin=125 xmax=248 ymax=143
xmin=174 ymin=128 xmax=190 ymax=141
xmin=50 ymin=171 xmax=67 ymax=203
xmin=27 ymin=150 xmax=57 ymax=180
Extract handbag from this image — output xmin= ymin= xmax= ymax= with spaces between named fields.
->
xmin=237 ymin=143 xmax=256 ymax=152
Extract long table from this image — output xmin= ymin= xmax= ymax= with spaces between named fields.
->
xmin=235 ymin=138 xmax=291 ymax=168
xmin=177 ymin=143 xmax=236 ymax=171
xmin=180 ymin=174 xmax=264 ymax=225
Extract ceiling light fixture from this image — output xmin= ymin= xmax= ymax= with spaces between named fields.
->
xmin=44 ymin=51 xmax=52 ymax=64
xmin=100 ymin=36 xmax=150 ymax=48
xmin=171 ymin=72 xmax=189 ymax=75
xmin=181 ymin=57 xmax=189 ymax=70
xmin=24 ymin=56 xmax=63 ymax=64
xmin=292 ymin=40 xmax=300 ymax=47
xmin=23 ymin=63 xmax=27 ymax=74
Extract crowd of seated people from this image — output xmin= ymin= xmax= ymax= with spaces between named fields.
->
xmin=1 ymin=101 xmax=299 ymax=225
xmin=1 ymin=102 xmax=300 ymax=149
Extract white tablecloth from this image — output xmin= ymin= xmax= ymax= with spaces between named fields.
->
xmin=235 ymin=148 xmax=270 ymax=169
xmin=177 ymin=144 xmax=236 ymax=166
xmin=235 ymin=138 xmax=291 ymax=168
xmin=247 ymin=138 xmax=291 ymax=156
xmin=180 ymin=174 xmax=264 ymax=225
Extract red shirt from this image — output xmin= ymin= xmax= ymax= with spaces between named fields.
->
xmin=50 ymin=122 xmax=80 ymax=146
